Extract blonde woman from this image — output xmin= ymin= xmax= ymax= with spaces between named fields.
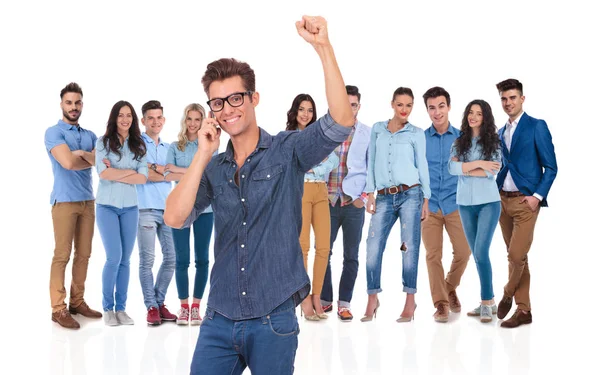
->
xmin=165 ymin=103 xmax=215 ymax=325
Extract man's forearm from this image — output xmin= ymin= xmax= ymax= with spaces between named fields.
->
xmin=80 ymin=150 xmax=95 ymax=165
xmin=315 ymin=44 xmax=354 ymax=127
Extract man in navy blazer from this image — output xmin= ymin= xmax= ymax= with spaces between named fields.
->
xmin=495 ymin=79 xmax=557 ymax=328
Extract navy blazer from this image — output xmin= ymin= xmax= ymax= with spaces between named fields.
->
xmin=496 ymin=112 xmax=557 ymax=207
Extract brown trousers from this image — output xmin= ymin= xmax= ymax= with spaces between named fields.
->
xmin=499 ymin=196 xmax=540 ymax=311
xmin=422 ymin=210 xmax=471 ymax=306
xmin=300 ymin=182 xmax=331 ymax=295
xmin=50 ymin=200 xmax=95 ymax=312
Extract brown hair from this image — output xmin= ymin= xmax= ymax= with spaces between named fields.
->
xmin=60 ymin=82 xmax=83 ymax=99
xmin=201 ymin=58 xmax=255 ymax=96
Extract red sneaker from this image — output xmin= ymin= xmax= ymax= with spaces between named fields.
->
xmin=159 ymin=304 xmax=177 ymax=321
xmin=147 ymin=307 xmax=161 ymax=326
xmin=190 ymin=304 xmax=202 ymax=326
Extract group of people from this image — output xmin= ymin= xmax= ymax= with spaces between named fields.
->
xmin=46 ymin=92 xmax=214 ymax=329
xmin=45 ymin=16 xmax=557 ymax=375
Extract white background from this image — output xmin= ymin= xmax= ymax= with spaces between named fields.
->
xmin=1 ymin=0 xmax=598 ymax=374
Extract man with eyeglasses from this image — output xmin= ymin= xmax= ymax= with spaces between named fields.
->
xmin=321 ymin=85 xmax=371 ymax=321
xmin=164 ymin=16 xmax=355 ymax=374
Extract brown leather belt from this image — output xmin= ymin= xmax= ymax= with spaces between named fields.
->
xmin=500 ymin=189 xmax=524 ymax=198
xmin=377 ymin=184 xmax=420 ymax=195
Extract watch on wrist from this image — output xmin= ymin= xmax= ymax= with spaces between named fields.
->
xmin=151 ymin=163 xmax=157 ymax=172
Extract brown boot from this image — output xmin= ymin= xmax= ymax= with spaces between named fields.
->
xmin=433 ymin=303 xmax=449 ymax=323
xmin=448 ymin=290 xmax=461 ymax=313
xmin=497 ymin=295 xmax=513 ymax=320
xmin=52 ymin=309 xmax=80 ymax=329
xmin=501 ymin=309 xmax=532 ymax=328
xmin=69 ymin=301 xmax=102 ymax=318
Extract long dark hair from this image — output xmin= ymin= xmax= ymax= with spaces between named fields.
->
xmin=286 ymin=94 xmax=317 ymax=131
xmin=102 ymin=101 xmax=146 ymax=161
xmin=455 ymin=99 xmax=500 ymax=161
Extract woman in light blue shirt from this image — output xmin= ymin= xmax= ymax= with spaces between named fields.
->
xmin=286 ymin=94 xmax=339 ymax=321
xmin=164 ymin=103 xmax=215 ymax=325
xmin=95 ymin=101 xmax=148 ymax=326
xmin=361 ymin=87 xmax=430 ymax=323
xmin=448 ymin=99 xmax=502 ymax=323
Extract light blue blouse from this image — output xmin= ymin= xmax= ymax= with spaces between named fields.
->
xmin=304 ymin=151 xmax=339 ymax=182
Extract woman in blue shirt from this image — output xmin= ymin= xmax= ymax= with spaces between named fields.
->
xmin=448 ymin=99 xmax=502 ymax=323
xmin=164 ymin=103 xmax=215 ymax=326
xmin=286 ymin=94 xmax=339 ymax=321
xmin=361 ymin=87 xmax=430 ymax=323
xmin=95 ymin=101 xmax=148 ymax=326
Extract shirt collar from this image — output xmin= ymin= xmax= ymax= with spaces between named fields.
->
xmin=507 ymin=111 xmax=524 ymax=127
xmin=221 ymin=127 xmax=272 ymax=164
xmin=142 ymin=132 xmax=167 ymax=146
xmin=426 ymin=123 xmax=459 ymax=137
xmin=58 ymin=119 xmax=79 ymax=131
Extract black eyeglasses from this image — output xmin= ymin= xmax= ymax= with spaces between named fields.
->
xmin=206 ymin=91 xmax=253 ymax=112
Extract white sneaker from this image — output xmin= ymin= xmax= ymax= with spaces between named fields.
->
xmin=116 ymin=311 xmax=134 ymax=325
xmin=104 ymin=311 xmax=120 ymax=326
xmin=190 ymin=306 xmax=202 ymax=326
xmin=177 ymin=307 xmax=189 ymax=325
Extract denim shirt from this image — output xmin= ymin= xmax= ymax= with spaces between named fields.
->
xmin=366 ymin=121 xmax=431 ymax=198
xmin=166 ymin=139 xmax=215 ymax=214
xmin=304 ymin=151 xmax=339 ymax=181
xmin=136 ymin=133 xmax=172 ymax=210
xmin=182 ymin=113 xmax=351 ymax=320
xmin=44 ymin=120 xmax=98 ymax=204
xmin=425 ymin=124 xmax=461 ymax=215
xmin=95 ymin=137 xmax=148 ymax=208
xmin=448 ymin=137 xmax=502 ymax=206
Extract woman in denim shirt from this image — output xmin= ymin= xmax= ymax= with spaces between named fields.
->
xmin=448 ymin=99 xmax=502 ymax=323
xmin=164 ymin=103 xmax=216 ymax=325
xmin=95 ymin=101 xmax=148 ymax=326
xmin=286 ymin=94 xmax=339 ymax=321
xmin=361 ymin=87 xmax=430 ymax=323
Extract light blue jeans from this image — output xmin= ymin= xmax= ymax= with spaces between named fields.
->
xmin=137 ymin=209 xmax=176 ymax=310
xmin=366 ymin=187 xmax=423 ymax=294
xmin=458 ymin=201 xmax=501 ymax=300
xmin=96 ymin=204 xmax=139 ymax=312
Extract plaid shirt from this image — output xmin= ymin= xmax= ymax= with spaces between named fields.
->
xmin=328 ymin=126 xmax=368 ymax=206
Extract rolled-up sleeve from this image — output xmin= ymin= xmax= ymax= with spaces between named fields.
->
xmin=95 ymin=138 xmax=108 ymax=175
xmin=164 ymin=143 xmax=176 ymax=177
xmin=136 ymin=154 xmax=148 ymax=177
xmin=448 ymin=143 xmax=464 ymax=176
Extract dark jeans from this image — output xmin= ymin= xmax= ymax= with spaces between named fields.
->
xmin=172 ymin=213 xmax=214 ymax=300
xmin=190 ymin=296 xmax=299 ymax=375
xmin=321 ymin=200 xmax=365 ymax=307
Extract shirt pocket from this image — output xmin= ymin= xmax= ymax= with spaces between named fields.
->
xmin=250 ymin=164 xmax=284 ymax=203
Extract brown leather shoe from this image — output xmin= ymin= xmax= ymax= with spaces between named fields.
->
xmin=337 ymin=307 xmax=354 ymax=322
xmin=69 ymin=301 xmax=102 ymax=318
xmin=497 ymin=295 xmax=513 ymax=320
xmin=501 ymin=309 xmax=532 ymax=328
xmin=52 ymin=309 xmax=80 ymax=329
xmin=448 ymin=290 xmax=461 ymax=313
xmin=433 ymin=303 xmax=449 ymax=323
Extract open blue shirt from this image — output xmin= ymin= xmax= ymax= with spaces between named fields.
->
xmin=44 ymin=120 xmax=97 ymax=204
xmin=366 ymin=121 xmax=431 ymax=198
xmin=425 ymin=124 xmax=461 ymax=215
xmin=95 ymin=137 xmax=148 ymax=209
xmin=448 ymin=137 xmax=502 ymax=206
xmin=136 ymin=133 xmax=172 ymax=210
xmin=304 ymin=151 xmax=339 ymax=181
xmin=182 ymin=113 xmax=351 ymax=320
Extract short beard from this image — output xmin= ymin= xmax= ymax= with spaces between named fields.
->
xmin=63 ymin=110 xmax=80 ymax=123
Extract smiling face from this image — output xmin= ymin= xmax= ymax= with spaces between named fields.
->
xmin=296 ymin=100 xmax=314 ymax=130
xmin=185 ymin=110 xmax=203 ymax=137
xmin=426 ymin=95 xmax=451 ymax=129
xmin=500 ymin=89 xmax=525 ymax=121
xmin=60 ymin=92 xmax=83 ymax=125
xmin=117 ymin=105 xmax=133 ymax=137
xmin=141 ymin=109 xmax=165 ymax=138
xmin=208 ymin=75 xmax=259 ymax=139
xmin=467 ymin=104 xmax=483 ymax=133
xmin=391 ymin=94 xmax=413 ymax=124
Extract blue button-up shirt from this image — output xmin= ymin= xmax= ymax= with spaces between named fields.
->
xmin=136 ymin=133 xmax=172 ymax=210
xmin=448 ymin=138 xmax=502 ymax=205
xmin=166 ymin=139 xmax=215 ymax=214
xmin=304 ymin=151 xmax=339 ymax=181
xmin=366 ymin=121 xmax=431 ymax=198
xmin=183 ymin=113 xmax=351 ymax=320
xmin=44 ymin=120 xmax=97 ymax=204
xmin=95 ymin=137 xmax=148 ymax=208
xmin=425 ymin=124 xmax=461 ymax=215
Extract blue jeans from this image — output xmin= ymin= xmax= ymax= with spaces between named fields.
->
xmin=137 ymin=209 xmax=175 ymax=310
xmin=366 ymin=188 xmax=423 ymax=294
xmin=172 ymin=212 xmax=214 ymax=300
xmin=190 ymin=296 xmax=299 ymax=375
xmin=96 ymin=204 xmax=139 ymax=311
xmin=321 ymin=200 xmax=365 ymax=307
xmin=458 ymin=202 xmax=501 ymax=300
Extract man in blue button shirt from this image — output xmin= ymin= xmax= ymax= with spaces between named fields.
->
xmin=136 ymin=100 xmax=177 ymax=325
xmin=421 ymin=87 xmax=471 ymax=323
xmin=165 ymin=15 xmax=355 ymax=375
xmin=44 ymin=82 xmax=102 ymax=329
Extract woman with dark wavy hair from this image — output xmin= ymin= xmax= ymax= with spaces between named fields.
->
xmin=448 ymin=99 xmax=502 ymax=323
xmin=286 ymin=93 xmax=339 ymax=321
xmin=95 ymin=100 xmax=148 ymax=326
